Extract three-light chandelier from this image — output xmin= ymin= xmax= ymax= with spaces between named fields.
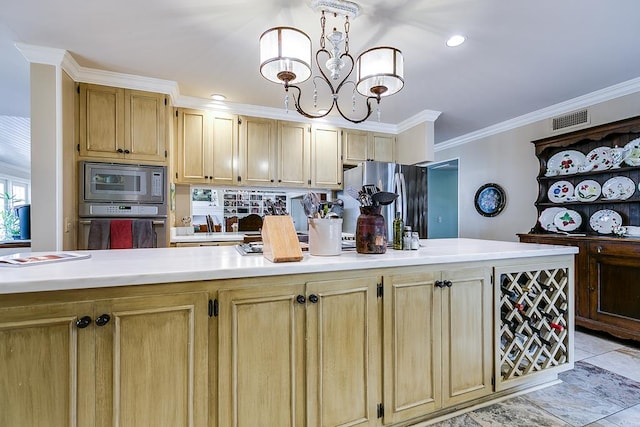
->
xmin=259 ymin=0 xmax=404 ymax=124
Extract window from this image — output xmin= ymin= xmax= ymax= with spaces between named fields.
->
xmin=1 ymin=175 xmax=30 ymax=240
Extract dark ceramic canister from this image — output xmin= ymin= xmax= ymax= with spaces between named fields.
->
xmin=355 ymin=205 xmax=387 ymax=254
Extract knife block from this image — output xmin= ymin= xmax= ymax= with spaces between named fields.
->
xmin=261 ymin=216 xmax=303 ymax=263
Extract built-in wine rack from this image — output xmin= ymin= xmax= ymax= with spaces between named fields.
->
xmin=499 ymin=267 xmax=569 ymax=381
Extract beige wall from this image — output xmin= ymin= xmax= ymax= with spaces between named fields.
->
xmin=30 ymin=63 xmax=58 ymax=251
xmin=435 ymin=92 xmax=640 ymax=242
xmin=396 ymin=121 xmax=435 ymax=165
xmin=62 ymin=70 xmax=76 ymax=250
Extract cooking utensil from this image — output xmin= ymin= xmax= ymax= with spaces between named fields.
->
xmin=372 ymin=191 xmax=398 ymax=206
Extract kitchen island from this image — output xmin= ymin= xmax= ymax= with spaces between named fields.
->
xmin=0 ymin=239 xmax=577 ymax=427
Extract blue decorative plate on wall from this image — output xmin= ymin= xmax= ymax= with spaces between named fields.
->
xmin=474 ymin=183 xmax=506 ymax=217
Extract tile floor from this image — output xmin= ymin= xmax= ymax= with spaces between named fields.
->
xmin=427 ymin=328 xmax=640 ymax=427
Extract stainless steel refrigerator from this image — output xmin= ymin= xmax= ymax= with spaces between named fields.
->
xmin=339 ymin=161 xmax=428 ymax=240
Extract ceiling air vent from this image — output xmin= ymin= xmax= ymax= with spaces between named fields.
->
xmin=552 ymin=109 xmax=590 ymax=131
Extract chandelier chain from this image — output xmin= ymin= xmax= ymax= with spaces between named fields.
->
xmin=344 ymin=16 xmax=350 ymax=54
xmin=320 ymin=11 xmax=326 ymax=50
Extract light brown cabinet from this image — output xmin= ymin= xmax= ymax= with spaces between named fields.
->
xmin=238 ymin=116 xmax=277 ymax=187
xmin=343 ymin=129 xmax=394 ymax=165
xmin=217 ymin=276 xmax=379 ymax=427
xmin=0 ymin=292 xmax=208 ymax=427
xmin=79 ymin=83 xmax=167 ymax=164
xmin=176 ymin=108 xmax=239 ymax=185
xmin=311 ymin=124 xmax=343 ymax=189
xmin=382 ymin=267 xmax=492 ymax=424
xmin=278 ymin=120 xmax=311 ymax=188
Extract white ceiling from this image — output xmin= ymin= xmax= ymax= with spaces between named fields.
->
xmin=1 ymin=0 xmax=640 ymax=174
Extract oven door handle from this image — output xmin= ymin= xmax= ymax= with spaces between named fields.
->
xmin=78 ymin=220 xmax=166 ymax=225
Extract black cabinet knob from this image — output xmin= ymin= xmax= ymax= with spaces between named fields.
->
xmin=296 ymin=295 xmax=306 ymax=304
xmin=309 ymin=294 xmax=319 ymax=304
xmin=95 ymin=313 xmax=111 ymax=326
xmin=444 ymin=280 xmax=452 ymax=287
xmin=116 ymin=148 xmax=124 ymax=153
xmin=434 ymin=280 xmax=444 ymax=288
xmin=76 ymin=316 xmax=92 ymax=329
xmin=124 ymin=149 xmax=130 ymax=154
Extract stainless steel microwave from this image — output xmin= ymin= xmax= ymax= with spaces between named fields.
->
xmin=80 ymin=161 xmax=166 ymax=205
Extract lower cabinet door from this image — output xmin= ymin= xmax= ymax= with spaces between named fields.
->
xmin=218 ymin=284 xmax=306 ymax=427
xmin=441 ymin=267 xmax=493 ymax=407
xmin=94 ymin=293 xmax=208 ymax=427
xmin=306 ymin=277 xmax=380 ymax=427
xmin=0 ymin=301 xmax=94 ymax=427
xmin=383 ymin=271 xmax=442 ymax=424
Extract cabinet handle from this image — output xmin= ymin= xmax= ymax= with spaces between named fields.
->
xmin=434 ymin=280 xmax=444 ymax=288
xmin=278 ymin=179 xmax=282 ymax=183
xmin=116 ymin=148 xmax=124 ymax=153
xmin=95 ymin=313 xmax=111 ymax=326
xmin=309 ymin=294 xmax=319 ymax=304
xmin=204 ymin=175 xmax=209 ymax=179
xmin=596 ymin=246 xmax=603 ymax=254
xmin=271 ymin=179 xmax=274 ymax=183
xmin=76 ymin=316 xmax=92 ymax=329
xmin=444 ymin=280 xmax=452 ymax=287
xmin=296 ymin=295 xmax=306 ymax=304
xmin=124 ymin=149 xmax=130 ymax=154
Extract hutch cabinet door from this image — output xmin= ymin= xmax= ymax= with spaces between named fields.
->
xmin=588 ymin=241 xmax=640 ymax=338
xmin=0 ymin=301 xmax=94 ymax=427
xmin=94 ymin=293 xmax=208 ymax=427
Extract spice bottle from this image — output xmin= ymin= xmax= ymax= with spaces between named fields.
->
xmin=392 ymin=212 xmax=404 ymax=250
xmin=403 ymin=226 xmax=412 ymax=250
xmin=411 ymin=232 xmax=420 ymax=250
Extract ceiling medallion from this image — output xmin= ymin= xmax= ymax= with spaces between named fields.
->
xmin=259 ymin=0 xmax=404 ymax=123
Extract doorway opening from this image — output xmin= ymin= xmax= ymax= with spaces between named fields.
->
xmin=427 ymin=159 xmax=459 ymax=238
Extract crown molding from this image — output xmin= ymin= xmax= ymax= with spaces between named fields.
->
xmin=15 ymin=43 xmax=66 ymax=66
xmin=435 ymin=76 xmax=640 ymax=152
xmin=397 ymin=109 xmax=442 ymax=133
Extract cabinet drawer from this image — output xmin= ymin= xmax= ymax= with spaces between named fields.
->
xmin=589 ymin=241 xmax=640 ymax=257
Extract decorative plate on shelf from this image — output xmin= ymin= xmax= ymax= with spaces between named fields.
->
xmin=624 ymin=137 xmax=640 ymax=166
xmin=585 ymin=147 xmax=613 ymax=171
xmin=547 ymin=150 xmax=586 ymax=175
xmin=601 ymin=176 xmax=635 ymax=200
xmin=538 ymin=207 xmax=564 ymax=231
xmin=547 ymin=180 xmax=575 ymax=203
xmin=589 ymin=209 xmax=623 ymax=234
xmin=553 ymin=209 xmax=582 ymax=232
xmin=574 ymin=179 xmax=601 ymax=202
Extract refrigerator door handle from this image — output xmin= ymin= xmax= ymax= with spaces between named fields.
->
xmin=393 ymin=172 xmax=403 ymax=217
xmin=399 ymin=172 xmax=407 ymax=225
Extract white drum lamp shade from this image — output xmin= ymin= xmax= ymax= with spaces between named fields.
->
xmin=356 ymin=47 xmax=404 ymax=97
xmin=260 ymin=27 xmax=312 ymax=85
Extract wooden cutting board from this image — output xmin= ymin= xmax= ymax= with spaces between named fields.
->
xmin=261 ymin=216 xmax=303 ymax=263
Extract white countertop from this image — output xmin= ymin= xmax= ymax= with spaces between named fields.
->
xmin=0 ymin=238 xmax=577 ymax=295
xmin=171 ymin=231 xmax=250 ymax=243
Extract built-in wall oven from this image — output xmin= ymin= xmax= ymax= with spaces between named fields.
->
xmin=78 ymin=161 xmax=168 ymax=249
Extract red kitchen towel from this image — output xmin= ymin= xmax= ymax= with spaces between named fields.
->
xmin=110 ymin=220 xmax=133 ymax=249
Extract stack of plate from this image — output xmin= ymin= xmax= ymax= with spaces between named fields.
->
xmin=539 ymin=207 xmax=582 ymax=232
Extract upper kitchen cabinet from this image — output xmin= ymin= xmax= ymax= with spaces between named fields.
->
xmin=311 ymin=124 xmax=343 ymax=189
xmin=175 ymin=108 xmax=239 ymax=186
xmin=78 ymin=83 xmax=167 ymax=164
xmin=343 ymin=129 xmax=395 ymax=165
xmin=278 ymin=120 xmax=311 ymax=188
xmin=238 ymin=116 xmax=277 ymax=187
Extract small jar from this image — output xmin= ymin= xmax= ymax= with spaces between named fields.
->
xmin=403 ymin=226 xmax=412 ymax=250
xmin=411 ymin=232 xmax=420 ymax=250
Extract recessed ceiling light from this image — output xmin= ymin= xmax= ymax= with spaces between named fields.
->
xmin=446 ymin=35 xmax=466 ymax=47
xmin=211 ymin=94 xmax=226 ymax=101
